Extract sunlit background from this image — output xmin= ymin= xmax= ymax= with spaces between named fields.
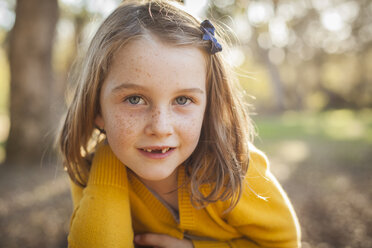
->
xmin=0 ymin=0 xmax=371 ymax=247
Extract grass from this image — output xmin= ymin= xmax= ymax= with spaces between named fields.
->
xmin=252 ymin=109 xmax=372 ymax=247
xmin=253 ymin=109 xmax=372 ymax=144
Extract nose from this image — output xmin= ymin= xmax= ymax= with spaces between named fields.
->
xmin=145 ymin=107 xmax=174 ymax=137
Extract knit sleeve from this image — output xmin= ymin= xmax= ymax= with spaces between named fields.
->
xmin=193 ymin=147 xmax=301 ymax=248
xmin=192 ymin=147 xmax=301 ymax=248
xmin=224 ymin=146 xmax=301 ymax=248
xmin=68 ymin=144 xmax=134 ymax=248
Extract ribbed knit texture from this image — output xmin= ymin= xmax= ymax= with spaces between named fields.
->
xmin=68 ymin=144 xmax=134 ymax=248
xmin=128 ymin=172 xmax=176 ymax=224
xmin=178 ymin=166 xmax=195 ymax=230
xmin=68 ymin=144 xmax=301 ymax=248
xmin=88 ymin=144 xmax=127 ymax=188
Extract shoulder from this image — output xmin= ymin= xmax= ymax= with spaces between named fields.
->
xmin=242 ymin=143 xmax=272 ymax=195
xmin=225 ymin=144 xmax=302 ymax=245
xmin=246 ymin=143 xmax=270 ymax=179
xmin=219 ymin=144 xmax=279 ymax=214
xmin=227 ymin=144 xmax=296 ymax=221
xmin=210 ymin=144 xmax=272 ymax=213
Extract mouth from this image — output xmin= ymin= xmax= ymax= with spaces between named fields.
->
xmin=137 ymin=146 xmax=176 ymax=159
xmin=138 ymin=147 xmax=175 ymax=154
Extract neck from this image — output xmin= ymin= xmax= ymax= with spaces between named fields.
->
xmin=139 ymin=168 xmax=179 ymax=209
xmin=140 ymin=167 xmax=179 ymax=195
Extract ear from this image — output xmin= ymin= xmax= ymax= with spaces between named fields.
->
xmin=95 ymin=114 xmax=105 ymax=130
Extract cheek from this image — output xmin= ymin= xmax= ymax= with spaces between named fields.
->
xmin=105 ymin=110 xmax=143 ymax=139
xmin=176 ymin=110 xmax=205 ymax=142
xmin=118 ymin=113 xmax=137 ymax=136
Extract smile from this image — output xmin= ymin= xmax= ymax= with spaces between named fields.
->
xmin=138 ymin=146 xmax=176 ymax=159
xmin=140 ymin=147 xmax=172 ymax=153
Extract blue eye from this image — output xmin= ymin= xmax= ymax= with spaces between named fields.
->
xmin=175 ymin=96 xmax=192 ymax=105
xmin=126 ymin=96 xmax=144 ymax=105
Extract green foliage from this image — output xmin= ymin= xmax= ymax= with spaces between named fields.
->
xmin=211 ymin=0 xmax=372 ymax=111
xmin=253 ymin=109 xmax=372 ymax=144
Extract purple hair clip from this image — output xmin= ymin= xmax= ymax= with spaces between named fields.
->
xmin=200 ymin=20 xmax=222 ymax=54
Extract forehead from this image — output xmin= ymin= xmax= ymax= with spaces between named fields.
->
xmin=104 ymin=34 xmax=207 ymax=92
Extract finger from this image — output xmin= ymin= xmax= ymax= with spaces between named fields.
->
xmin=134 ymin=233 xmax=172 ymax=246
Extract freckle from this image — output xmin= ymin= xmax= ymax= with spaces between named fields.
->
xmin=146 ymin=72 xmax=151 ymax=77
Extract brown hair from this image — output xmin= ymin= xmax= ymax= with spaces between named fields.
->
xmin=58 ymin=0 xmax=254 ymax=210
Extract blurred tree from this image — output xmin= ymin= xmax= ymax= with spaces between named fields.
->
xmin=208 ymin=0 xmax=372 ymax=111
xmin=6 ymin=0 xmax=59 ymax=165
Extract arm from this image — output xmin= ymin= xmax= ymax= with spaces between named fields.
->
xmin=192 ymin=238 xmax=261 ymax=248
xmin=225 ymin=147 xmax=301 ymax=248
xmin=193 ymin=147 xmax=301 ymax=248
xmin=68 ymin=144 xmax=134 ymax=248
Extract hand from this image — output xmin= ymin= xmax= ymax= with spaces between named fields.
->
xmin=134 ymin=233 xmax=193 ymax=248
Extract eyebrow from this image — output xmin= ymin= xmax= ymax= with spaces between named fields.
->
xmin=111 ymin=82 xmax=205 ymax=95
xmin=111 ymin=83 xmax=147 ymax=93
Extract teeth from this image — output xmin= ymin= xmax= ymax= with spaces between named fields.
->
xmin=143 ymin=148 xmax=171 ymax=153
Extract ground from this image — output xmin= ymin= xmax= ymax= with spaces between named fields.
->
xmin=0 ymin=110 xmax=371 ymax=247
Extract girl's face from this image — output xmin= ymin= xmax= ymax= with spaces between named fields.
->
xmin=96 ymin=35 xmax=207 ymax=185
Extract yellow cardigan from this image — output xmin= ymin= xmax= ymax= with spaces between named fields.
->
xmin=68 ymin=144 xmax=301 ymax=248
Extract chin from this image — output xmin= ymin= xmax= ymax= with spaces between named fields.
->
xmin=136 ymin=168 xmax=176 ymax=182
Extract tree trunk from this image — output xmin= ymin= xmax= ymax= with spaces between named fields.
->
xmin=251 ymin=29 xmax=285 ymax=112
xmin=260 ymin=49 xmax=285 ymax=112
xmin=6 ymin=0 xmax=59 ymax=165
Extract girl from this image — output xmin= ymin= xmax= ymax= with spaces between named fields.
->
xmin=58 ymin=0 xmax=301 ymax=247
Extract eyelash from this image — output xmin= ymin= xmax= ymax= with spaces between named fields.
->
xmin=175 ymin=96 xmax=194 ymax=105
xmin=123 ymin=95 xmax=195 ymax=106
xmin=124 ymin=95 xmax=145 ymax=105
